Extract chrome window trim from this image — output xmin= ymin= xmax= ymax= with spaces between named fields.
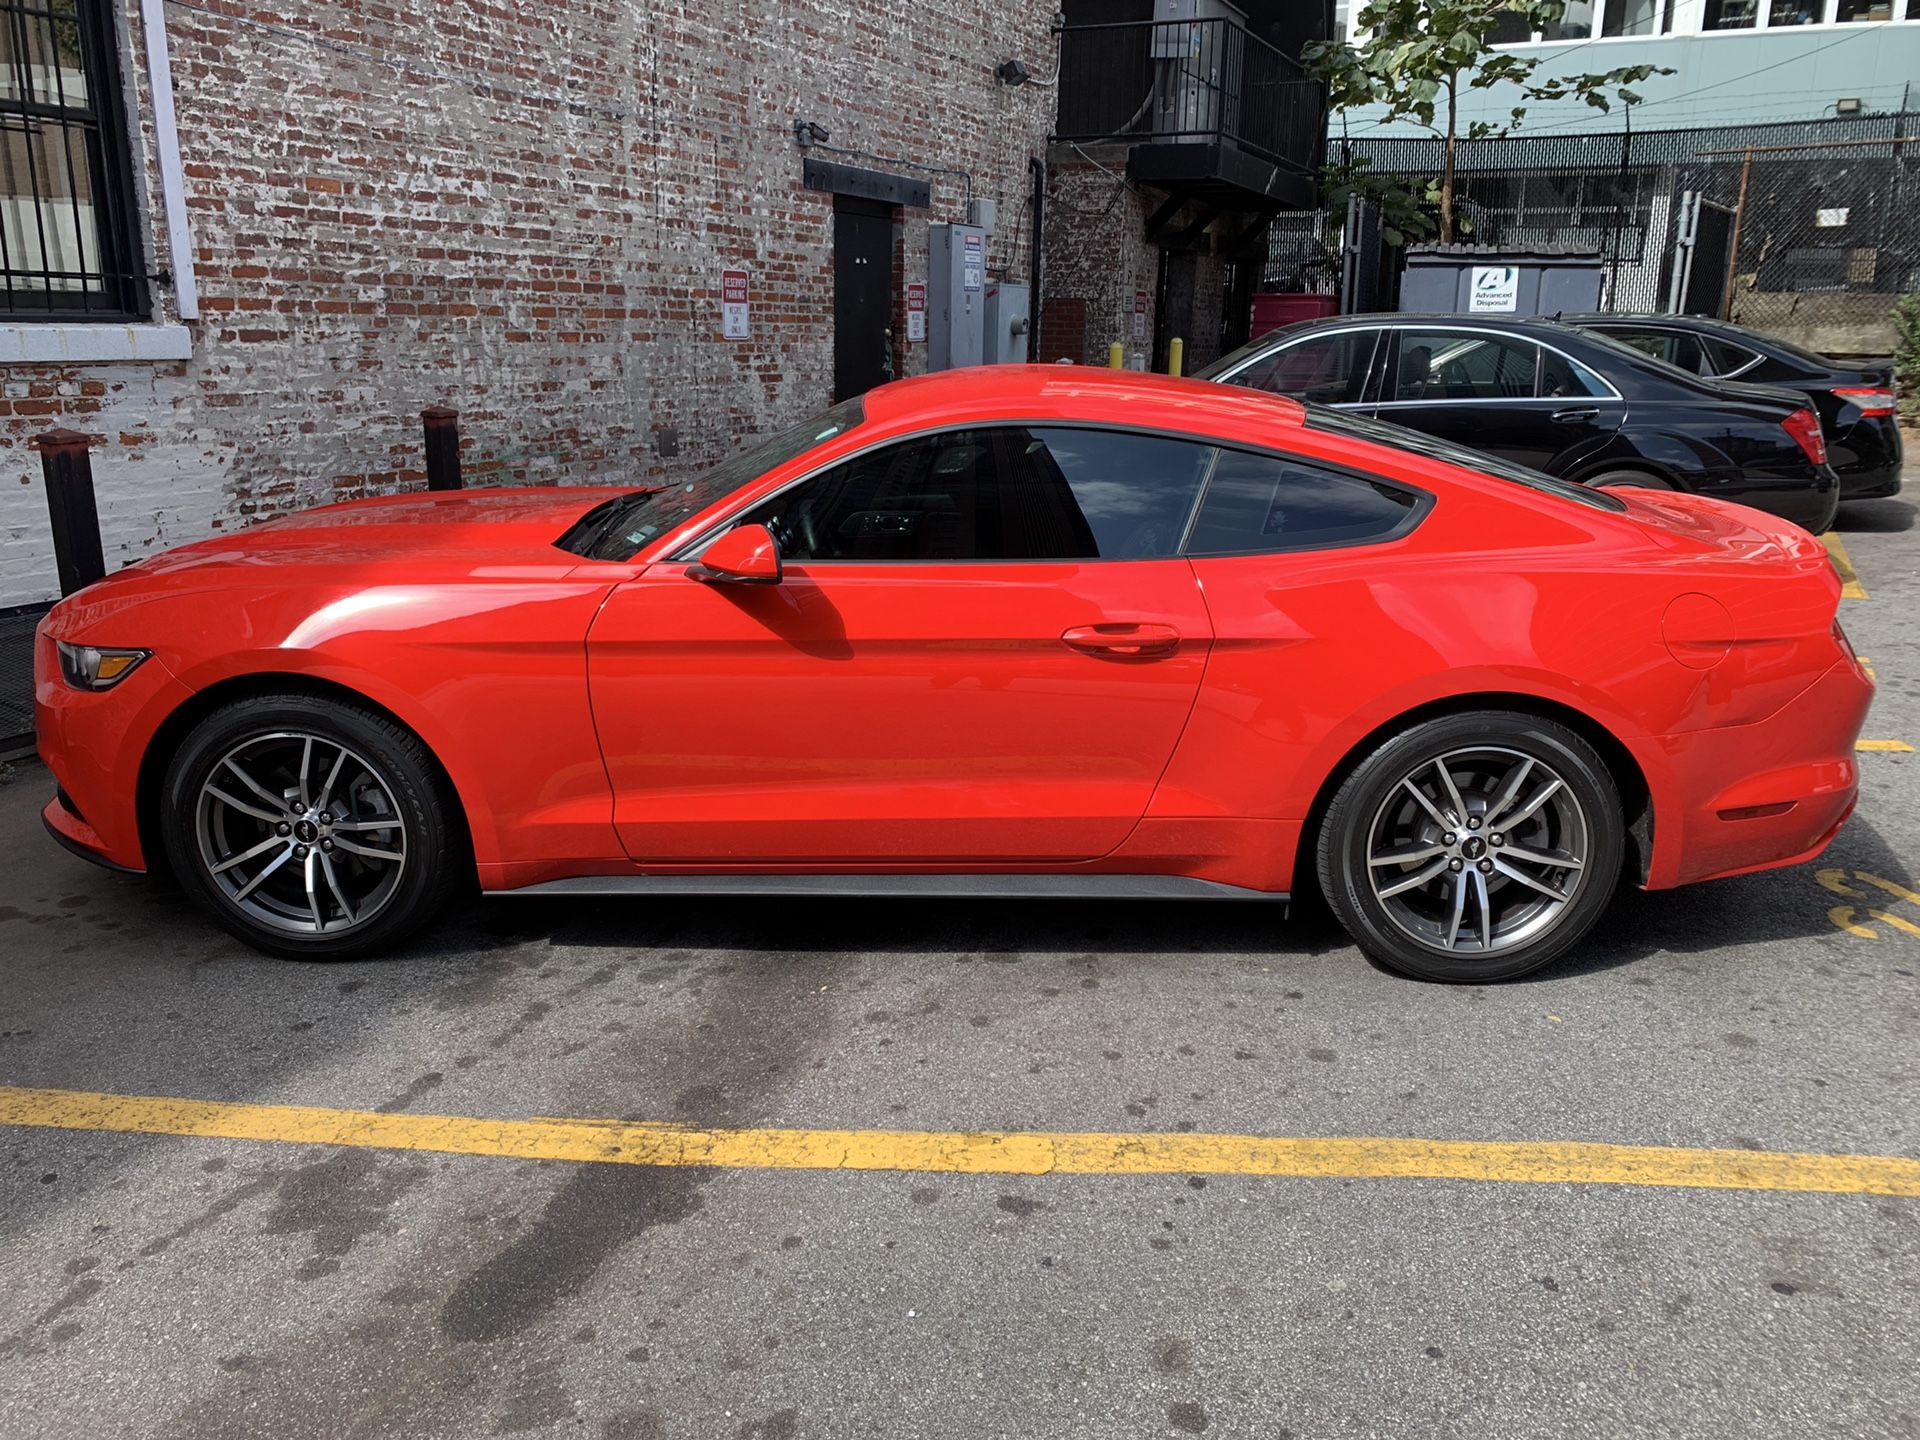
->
xmin=1589 ymin=321 xmax=1765 ymax=382
xmin=1220 ymin=322 xmax=1623 ymax=405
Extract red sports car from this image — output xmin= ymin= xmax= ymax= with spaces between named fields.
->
xmin=35 ymin=367 xmax=1871 ymax=981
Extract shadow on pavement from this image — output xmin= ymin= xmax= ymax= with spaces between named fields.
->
xmin=1834 ymin=496 xmax=1915 ymax=534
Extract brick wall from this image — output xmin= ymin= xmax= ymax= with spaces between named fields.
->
xmin=0 ymin=0 xmax=1059 ymax=607
xmin=1038 ymin=148 xmax=1162 ymax=369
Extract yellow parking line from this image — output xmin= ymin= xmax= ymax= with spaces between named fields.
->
xmin=1822 ymin=532 xmax=1868 ymax=599
xmin=1857 ymin=739 xmax=1915 ymax=752
xmin=0 ymin=1085 xmax=1915 ymax=1197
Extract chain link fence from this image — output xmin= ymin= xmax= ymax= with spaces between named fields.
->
xmin=1270 ymin=111 xmax=1918 ymax=350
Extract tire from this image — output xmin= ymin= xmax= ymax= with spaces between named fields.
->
xmin=1316 ymin=711 xmax=1624 ymax=983
xmin=160 ymin=692 xmax=464 ymax=959
xmin=1588 ymin=470 xmax=1673 ymax=490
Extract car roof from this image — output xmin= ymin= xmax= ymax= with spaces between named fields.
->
xmin=857 ymin=363 xmax=1308 ymax=435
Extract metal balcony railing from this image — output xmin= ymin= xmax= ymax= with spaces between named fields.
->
xmin=1054 ymin=18 xmax=1321 ymax=173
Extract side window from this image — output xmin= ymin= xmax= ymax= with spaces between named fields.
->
xmin=1184 ymin=451 xmax=1422 ymax=557
xmin=1236 ymin=331 xmax=1375 ymax=404
xmin=1604 ymin=327 xmax=1706 ymax=373
xmin=1702 ymin=337 xmax=1760 ymax=376
xmin=1393 ymin=330 xmax=1537 ymax=401
xmin=729 ymin=427 xmax=1213 ymax=562
xmin=1538 ymin=350 xmax=1610 ymax=398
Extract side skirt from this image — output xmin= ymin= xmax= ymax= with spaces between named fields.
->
xmin=488 ymin=873 xmax=1289 ymax=905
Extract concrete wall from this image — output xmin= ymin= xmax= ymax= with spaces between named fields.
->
xmin=0 ymin=0 xmax=1060 ymax=608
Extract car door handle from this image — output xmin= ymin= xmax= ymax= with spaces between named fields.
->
xmin=1551 ymin=407 xmax=1600 ymax=423
xmin=1061 ymin=623 xmax=1182 ymax=659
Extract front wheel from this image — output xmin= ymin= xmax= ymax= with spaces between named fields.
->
xmin=160 ymin=693 xmax=463 ymax=959
xmin=1316 ymin=711 xmax=1624 ymax=982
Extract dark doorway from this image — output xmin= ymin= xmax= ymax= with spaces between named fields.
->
xmin=833 ymin=195 xmax=895 ymax=400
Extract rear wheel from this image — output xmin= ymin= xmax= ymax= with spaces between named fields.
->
xmin=1316 ymin=711 xmax=1623 ymax=982
xmin=160 ymin=693 xmax=463 ymax=959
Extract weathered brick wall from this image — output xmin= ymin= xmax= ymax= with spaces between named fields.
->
xmin=0 ymin=0 xmax=1058 ymax=607
xmin=1038 ymin=148 xmax=1161 ymax=368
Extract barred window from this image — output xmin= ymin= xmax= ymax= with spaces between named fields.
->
xmin=0 ymin=0 xmax=144 ymax=319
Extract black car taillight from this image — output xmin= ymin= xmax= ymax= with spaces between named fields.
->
xmin=1781 ymin=407 xmax=1828 ymax=467
xmin=1829 ymin=385 xmax=1896 ymax=418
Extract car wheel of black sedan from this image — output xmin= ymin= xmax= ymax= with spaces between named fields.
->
xmin=1317 ymin=711 xmax=1624 ymax=982
xmin=160 ymin=693 xmax=463 ymax=959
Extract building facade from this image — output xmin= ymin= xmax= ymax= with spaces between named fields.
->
xmin=0 ymin=0 xmax=1066 ymax=611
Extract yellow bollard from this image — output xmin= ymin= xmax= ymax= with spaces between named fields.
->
xmin=1168 ymin=337 xmax=1184 ymax=377
xmin=1108 ymin=342 xmax=1125 ymax=370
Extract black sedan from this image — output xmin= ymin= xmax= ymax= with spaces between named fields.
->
xmin=1566 ymin=312 xmax=1903 ymax=501
xmin=1198 ymin=314 xmax=1839 ymax=531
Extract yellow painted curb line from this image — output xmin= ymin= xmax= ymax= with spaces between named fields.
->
xmin=1 ymin=1085 xmax=1916 ymax=1197
xmin=1822 ymin=532 xmax=1867 ymax=600
xmin=1857 ymin=740 xmax=1915 ymax=753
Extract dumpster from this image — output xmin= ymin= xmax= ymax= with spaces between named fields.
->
xmin=1250 ymin=292 xmax=1339 ymax=339
xmin=1399 ymin=246 xmax=1604 ymax=318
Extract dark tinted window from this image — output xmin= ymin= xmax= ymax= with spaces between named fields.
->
xmin=569 ymin=398 xmax=864 ymax=558
xmin=1393 ymin=329 xmax=1537 ymax=400
xmin=1701 ymin=336 xmax=1762 ymax=374
xmin=1304 ymin=406 xmax=1627 ymax=512
xmin=1234 ymin=330 xmax=1375 ymax=404
xmin=1539 ymin=349 xmax=1611 ymax=397
xmin=1597 ymin=326 xmax=1708 ymax=373
xmin=727 ymin=426 xmax=1212 ymax=562
xmin=1185 ymin=451 xmax=1420 ymax=556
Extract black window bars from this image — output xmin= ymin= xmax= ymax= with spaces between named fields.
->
xmin=0 ymin=0 xmax=147 ymax=320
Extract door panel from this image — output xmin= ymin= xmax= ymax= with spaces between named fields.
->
xmin=833 ymin=196 xmax=894 ymax=401
xmin=587 ymin=560 xmax=1213 ymax=864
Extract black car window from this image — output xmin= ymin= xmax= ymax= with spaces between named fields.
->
xmin=1185 ymin=450 xmax=1422 ymax=556
xmin=1392 ymin=330 xmax=1537 ymax=401
xmin=1539 ymin=349 xmax=1610 ymax=398
xmin=566 ymin=398 xmax=865 ymax=559
xmin=1234 ymin=330 xmax=1375 ymax=404
xmin=1303 ymin=405 xmax=1629 ymax=512
xmin=725 ymin=426 xmax=1214 ymax=562
xmin=1600 ymin=326 xmax=1708 ymax=374
xmin=1702 ymin=336 xmax=1762 ymax=375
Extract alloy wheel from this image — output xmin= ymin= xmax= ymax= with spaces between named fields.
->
xmin=1364 ymin=746 xmax=1589 ymax=957
xmin=194 ymin=730 xmax=408 ymax=937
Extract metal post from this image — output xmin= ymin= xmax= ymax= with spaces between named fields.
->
xmin=1108 ymin=341 xmax=1124 ymax=369
xmin=1721 ymin=146 xmax=1752 ymax=321
xmin=1167 ymin=337 xmax=1184 ymax=377
xmin=422 ymin=405 xmax=462 ymax=491
xmin=30 ymin=428 xmax=106 ymax=597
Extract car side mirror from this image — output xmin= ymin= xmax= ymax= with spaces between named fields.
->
xmin=689 ymin=523 xmax=782 ymax=584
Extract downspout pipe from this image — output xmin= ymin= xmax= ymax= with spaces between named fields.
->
xmin=1028 ymin=154 xmax=1045 ymax=358
xmin=139 ymin=0 xmax=198 ymax=320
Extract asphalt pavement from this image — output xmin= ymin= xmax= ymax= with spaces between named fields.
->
xmin=2 ymin=495 xmax=1917 ymax=1439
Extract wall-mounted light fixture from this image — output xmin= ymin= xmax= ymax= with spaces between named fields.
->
xmin=794 ymin=120 xmax=830 ymax=148
xmin=1835 ymin=97 xmax=1862 ymax=115
xmin=994 ymin=59 xmax=1031 ymax=87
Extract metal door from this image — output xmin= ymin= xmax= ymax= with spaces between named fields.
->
xmin=833 ymin=195 xmax=895 ymax=400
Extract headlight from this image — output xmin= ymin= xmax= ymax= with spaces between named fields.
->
xmin=56 ymin=642 xmax=150 ymax=691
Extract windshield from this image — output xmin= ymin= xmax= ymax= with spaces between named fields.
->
xmin=1304 ymin=406 xmax=1627 ymax=511
xmin=563 ymin=397 xmax=866 ymax=560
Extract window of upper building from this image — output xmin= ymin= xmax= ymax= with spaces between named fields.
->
xmin=0 ymin=0 xmax=146 ymax=320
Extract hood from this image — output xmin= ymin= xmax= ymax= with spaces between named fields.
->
xmin=127 ymin=488 xmax=618 ymax=580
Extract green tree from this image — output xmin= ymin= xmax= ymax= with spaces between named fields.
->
xmin=1893 ymin=294 xmax=1920 ymax=426
xmin=1306 ymin=1 xmax=1671 ymax=243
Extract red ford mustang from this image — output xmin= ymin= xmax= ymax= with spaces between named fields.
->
xmin=35 ymin=367 xmax=1871 ymax=981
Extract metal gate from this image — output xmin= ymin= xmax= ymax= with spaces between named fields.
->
xmin=1665 ymin=191 xmax=1737 ymax=317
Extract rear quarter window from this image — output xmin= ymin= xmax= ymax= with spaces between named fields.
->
xmin=1184 ymin=450 xmax=1425 ymax=556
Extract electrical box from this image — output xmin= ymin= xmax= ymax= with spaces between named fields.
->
xmin=927 ymin=223 xmax=987 ymax=372
xmin=966 ymin=198 xmax=998 ymax=234
xmin=982 ymin=283 xmax=1030 ymax=365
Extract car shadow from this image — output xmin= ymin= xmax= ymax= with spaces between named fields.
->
xmin=1834 ymin=496 xmax=1915 ymax=534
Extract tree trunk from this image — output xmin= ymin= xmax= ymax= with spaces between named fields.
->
xmin=1440 ymin=77 xmax=1458 ymax=244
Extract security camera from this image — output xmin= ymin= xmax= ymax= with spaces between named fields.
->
xmin=995 ymin=59 xmax=1030 ymax=86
